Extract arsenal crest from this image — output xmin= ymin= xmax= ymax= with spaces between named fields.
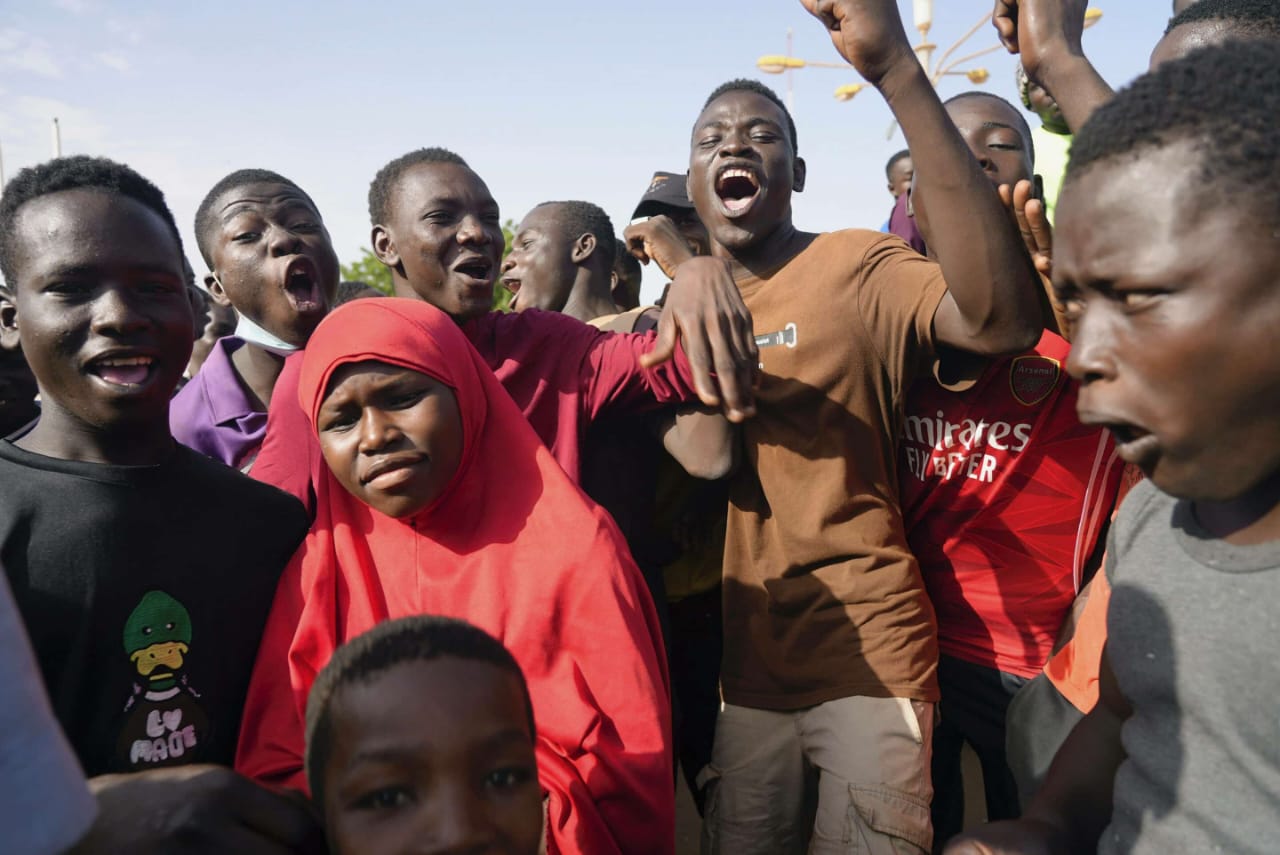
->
xmin=1010 ymin=356 xmax=1060 ymax=406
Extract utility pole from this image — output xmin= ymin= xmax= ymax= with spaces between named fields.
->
xmin=52 ymin=117 xmax=61 ymax=157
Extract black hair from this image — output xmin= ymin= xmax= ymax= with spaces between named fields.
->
xmin=702 ymin=79 xmax=798 ymax=153
xmin=1066 ymin=40 xmax=1280 ymax=220
xmin=885 ymin=149 xmax=912 ymax=179
xmin=368 ymin=148 xmax=470 ymax=227
xmin=334 ymin=280 xmax=384 ymax=306
xmin=1166 ymin=0 xmax=1280 ymax=37
xmin=533 ymin=200 xmax=616 ymax=267
xmin=193 ymin=168 xmax=317 ymax=269
xmin=304 ymin=614 xmax=534 ymax=808
xmin=944 ymin=90 xmax=1037 ymax=166
xmin=0 ymin=155 xmax=183 ymax=288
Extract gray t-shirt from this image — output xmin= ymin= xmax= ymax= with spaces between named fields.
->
xmin=1101 ymin=479 xmax=1280 ymax=854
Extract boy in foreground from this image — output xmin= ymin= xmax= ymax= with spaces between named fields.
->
xmin=948 ymin=39 xmax=1280 ymax=855
xmin=0 ymin=156 xmax=318 ymax=854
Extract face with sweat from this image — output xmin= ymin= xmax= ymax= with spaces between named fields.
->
xmin=205 ymin=182 xmax=339 ymax=348
xmin=0 ymin=190 xmax=193 ymax=432
xmin=317 ymin=361 xmax=465 ymax=519
xmin=373 ymin=163 xmax=504 ymax=323
xmin=320 ymin=657 xmax=543 ymax=855
xmin=687 ymin=89 xmax=805 ymax=255
xmin=1054 ymin=139 xmax=1280 ymax=501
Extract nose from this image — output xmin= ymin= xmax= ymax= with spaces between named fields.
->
xmin=268 ymin=223 xmax=303 ymax=257
xmin=1064 ymin=307 xmax=1116 ymax=385
xmin=501 ymin=252 xmax=518 ymax=275
xmin=356 ymin=408 xmax=400 ymax=454
xmin=90 ymin=286 xmax=148 ymax=337
xmin=422 ymin=785 xmax=496 ymax=854
xmin=456 ymin=214 xmax=492 ymax=247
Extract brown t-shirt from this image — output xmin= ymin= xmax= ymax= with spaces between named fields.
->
xmin=723 ymin=229 xmax=948 ymax=709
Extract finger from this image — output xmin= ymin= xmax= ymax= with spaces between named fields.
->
xmin=707 ymin=311 xmax=750 ymax=421
xmin=1024 ymin=198 xmax=1053 ymax=257
xmin=639 ymin=311 xmax=677 ymax=369
xmin=992 ymin=0 xmax=1019 ymax=53
xmin=676 ymin=312 xmax=723 ymax=408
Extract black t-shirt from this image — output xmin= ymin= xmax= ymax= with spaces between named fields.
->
xmin=0 ymin=439 xmax=308 ymax=777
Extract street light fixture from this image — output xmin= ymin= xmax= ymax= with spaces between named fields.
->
xmin=757 ymin=5 xmax=1102 ymax=117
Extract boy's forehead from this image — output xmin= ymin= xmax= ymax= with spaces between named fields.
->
xmin=392 ymin=162 xmax=488 ymax=208
xmin=13 ymin=189 xmax=182 ymax=281
xmin=946 ymin=96 xmax=1024 ymax=136
xmin=695 ymin=90 xmax=787 ymax=132
xmin=215 ymin=182 xmax=318 ymax=218
xmin=1151 ymin=20 xmax=1238 ymax=69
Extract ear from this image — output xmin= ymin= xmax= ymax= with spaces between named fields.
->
xmin=0 ymin=290 xmax=18 ymax=352
xmin=793 ymin=157 xmax=807 ymax=193
xmin=205 ymin=272 xmax=234 ymax=309
xmin=371 ymin=224 xmax=400 ymax=268
xmin=570 ymin=232 xmax=597 ymax=265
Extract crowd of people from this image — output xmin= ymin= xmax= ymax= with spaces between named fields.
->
xmin=0 ymin=0 xmax=1277 ymax=853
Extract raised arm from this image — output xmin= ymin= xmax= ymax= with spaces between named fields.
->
xmin=993 ymin=0 xmax=1115 ymax=132
xmin=802 ymin=0 xmax=1041 ymax=355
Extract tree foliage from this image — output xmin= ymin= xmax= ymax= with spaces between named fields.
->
xmin=338 ymin=219 xmax=517 ymax=312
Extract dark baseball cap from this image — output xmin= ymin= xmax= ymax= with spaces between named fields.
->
xmin=631 ymin=171 xmax=695 ymax=220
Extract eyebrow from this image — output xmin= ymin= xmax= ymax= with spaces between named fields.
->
xmin=40 ymin=262 xmax=179 ymax=279
xmin=219 ymin=195 xmax=315 ymax=223
xmin=981 ymin=121 xmax=1022 ymax=135
xmin=343 ymin=728 xmax=532 ymax=769
xmin=697 ymin=116 xmax=783 ymax=134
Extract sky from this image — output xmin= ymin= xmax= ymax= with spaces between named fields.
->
xmin=0 ymin=0 xmax=1169 ymax=304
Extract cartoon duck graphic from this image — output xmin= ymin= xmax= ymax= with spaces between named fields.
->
xmin=116 ymin=590 xmax=210 ymax=769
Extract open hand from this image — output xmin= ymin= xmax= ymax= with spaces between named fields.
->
xmin=998 ymin=179 xmax=1052 ymax=276
xmin=640 ymin=256 xmax=757 ymax=423
xmin=624 ymin=215 xmax=697 ymax=279
xmin=992 ymin=0 xmax=1090 ymax=82
xmin=72 ymin=765 xmax=325 ymax=855
xmin=798 ymin=0 xmax=916 ymax=87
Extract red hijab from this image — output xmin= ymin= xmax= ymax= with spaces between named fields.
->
xmin=235 ymin=299 xmax=673 ymax=855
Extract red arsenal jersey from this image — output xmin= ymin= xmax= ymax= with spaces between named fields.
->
xmin=899 ymin=331 xmax=1122 ymax=678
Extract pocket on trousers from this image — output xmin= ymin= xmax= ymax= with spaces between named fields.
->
xmin=847 ymin=785 xmax=931 ymax=853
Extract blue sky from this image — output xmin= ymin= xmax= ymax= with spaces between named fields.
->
xmin=1 ymin=1 xmax=1169 ymax=303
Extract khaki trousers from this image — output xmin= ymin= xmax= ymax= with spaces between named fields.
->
xmin=700 ymin=696 xmax=934 ymax=854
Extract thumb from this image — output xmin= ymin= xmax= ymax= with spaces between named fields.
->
xmin=639 ymin=311 xmax=677 ymax=369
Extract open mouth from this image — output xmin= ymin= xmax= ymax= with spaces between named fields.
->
xmin=88 ymin=355 xmax=156 ymax=388
xmin=453 ymin=257 xmax=494 ymax=285
xmin=283 ymin=260 xmax=325 ymax=315
xmin=715 ymin=166 xmax=760 ymax=216
xmin=502 ymin=277 xmax=522 ymax=310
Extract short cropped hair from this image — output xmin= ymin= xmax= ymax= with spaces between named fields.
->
xmin=304 ymin=615 xmax=534 ymax=807
xmin=334 ymin=280 xmax=384 ymax=306
xmin=703 ymin=79 xmax=798 ymax=153
xmin=944 ymin=90 xmax=1037 ymax=166
xmin=534 ymin=200 xmax=616 ymax=265
xmin=1166 ymin=0 xmax=1280 ymax=38
xmin=0 ymin=155 xmax=183 ymax=287
xmin=368 ymin=147 xmax=469 ymax=227
xmin=1066 ymin=40 xmax=1280 ymax=220
xmin=192 ymin=169 xmax=316 ymax=269
xmin=885 ymin=149 xmax=912 ymax=179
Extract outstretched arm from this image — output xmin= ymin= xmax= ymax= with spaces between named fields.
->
xmin=993 ymin=0 xmax=1115 ymax=132
xmin=802 ymin=0 xmax=1041 ymax=355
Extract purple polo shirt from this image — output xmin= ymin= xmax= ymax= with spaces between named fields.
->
xmin=171 ymin=336 xmax=267 ymax=470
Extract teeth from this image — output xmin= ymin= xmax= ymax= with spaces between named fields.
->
xmin=98 ymin=357 xmax=152 ymax=366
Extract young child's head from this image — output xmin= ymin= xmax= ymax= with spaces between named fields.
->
xmin=502 ymin=200 xmax=615 ymax=313
xmin=688 ymin=79 xmax=805 ymax=258
xmin=193 ymin=168 xmax=339 ymax=349
xmin=0 ymin=156 xmax=193 ymax=438
xmin=1154 ymin=0 xmax=1280 ymax=68
xmin=1054 ymin=40 xmax=1280 ymax=503
xmin=305 ymin=615 xmax=542 ymax=855
xmin=368 ymin=148 xmax=504 ymax=322
xmin=885 ymin=149 xmax=914 ymax=200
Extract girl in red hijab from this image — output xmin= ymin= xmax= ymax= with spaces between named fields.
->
xmin=235 ymin=298 xmax=673 ymax=855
